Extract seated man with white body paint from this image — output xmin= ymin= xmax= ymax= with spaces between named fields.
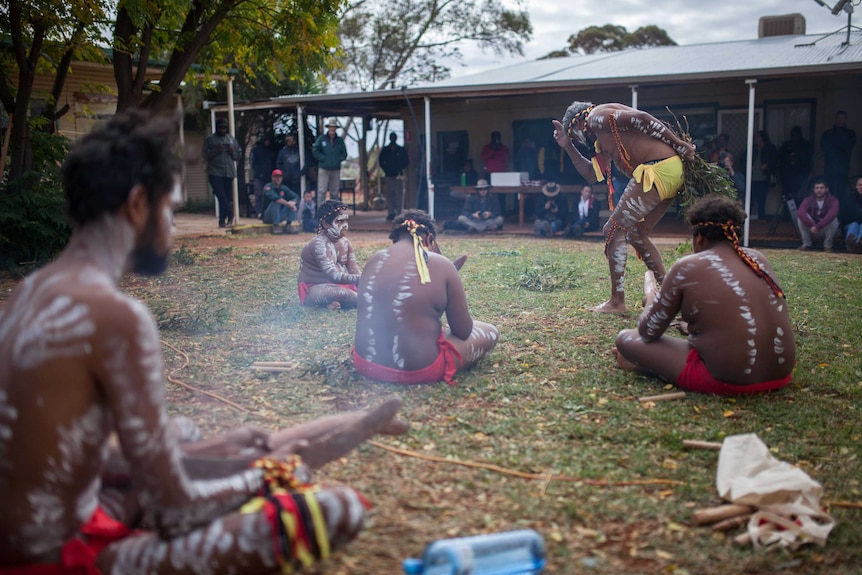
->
xmin=612 ymin=195 xmax=796 ymax=395
xmin=0 ymin=110 xmax=409 ymax=574
xmin=353 ymin=209 xmax=499 ymax=385
xmin=297 ymin=200 xmax=360 ymax=310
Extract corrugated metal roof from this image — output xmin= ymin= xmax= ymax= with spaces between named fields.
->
xmin=416 ymin=30 xmax=862 ymax=92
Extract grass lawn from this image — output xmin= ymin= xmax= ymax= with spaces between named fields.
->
xmin=15 ymin=230 xmax=861 ymax=574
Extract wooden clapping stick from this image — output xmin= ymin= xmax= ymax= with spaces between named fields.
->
xmin=682 ymin=439 xmax=723 ymax=450
xmin=691 ymin=504 xmax=754 ymax=526
xmin=251 ymin=361 xmax=294 ymax=372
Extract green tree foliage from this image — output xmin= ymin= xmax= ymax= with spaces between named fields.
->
xmin=333 ymin=0 xmax=533 ymax=91
xmin=542 ymin=24 xmax=676 ymax=58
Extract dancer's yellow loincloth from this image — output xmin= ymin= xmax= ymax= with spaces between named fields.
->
xmin=591 ymin=155 xmax=683 ymax=201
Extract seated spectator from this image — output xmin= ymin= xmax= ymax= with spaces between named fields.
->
xmin=299 ymin=189 xmax=317 ymax=233
xmin=298 ymin=200 xmax=360 ymax=309
xmin=840 ymin=176 xmax=862 ymax=253
xmin=566 ymin=184 xmax=600 ymax=238
xmin=0 ymin=110 xmax=407 ymax=573
xmin=354 ymin=209 xmax=499 ymax=385
xmin=796 ymin=177 xmax=840 ymax=252
xmin=533 ymin=182 xmax=569 ymax=237
xmin=613 ymin=194 xmax=795 ymax=395
xmin=261 ymin=169 xmax=299 ymax=234
xmin=456 ymin=179 xmax=504 ymax=233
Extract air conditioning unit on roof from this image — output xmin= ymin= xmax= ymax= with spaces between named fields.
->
xmin=759 ymin=14 xmax=806 ymax=38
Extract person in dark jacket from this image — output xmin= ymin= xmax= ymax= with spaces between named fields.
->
xmin=456 ymin=179 xmax=503 ymax=233
xmin=261 ymin=169 xmax=300 ymax=234
xmin=250 ymin=133 xmax=277 ymax=218
xmin=839 ymin=176 xmax=862 ymax=253
xmin=533 ymin=182 xmax=570 ymax=237
xmin=567 ymin=184 xmax=600 ymax=238
xmin=275 ymin=133 xmax=309 ymax=200
xmin=312 ymin=119 xmax=348 ymax=207
xmin=378 ymin=132 xmax=410 ymax=220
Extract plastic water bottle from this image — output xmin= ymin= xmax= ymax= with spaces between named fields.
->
xmin=402 ymin=529 xmax=546 ymax=575
xmin=461 ymin=172 xmax=467 ymax=186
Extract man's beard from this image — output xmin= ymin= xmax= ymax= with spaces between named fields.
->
xmin=131 ymin=211 xmax=169 ymax=276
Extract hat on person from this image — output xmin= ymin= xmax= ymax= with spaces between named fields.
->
xmin=326 ymin=118 xmax=339 ymax=127
xmin=542 ymin=182 xmax=560 ymax=197
xmin=216 ymin=117 xmax=228 ymax=128
xmin=272 ymin=169 xmax=283 ymax=177
xmin=474 ymin=179 xmax=490 ymax=189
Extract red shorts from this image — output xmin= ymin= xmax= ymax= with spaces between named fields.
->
xmin=352 ymin=332 xmax=462 ymax=385
xmin=0 ymin=507 xmax=133 ymax=575
xmin=677 ymin=348 xmax=792 ymax=396
xmin=297 ymin=282 xmax=357 ymax=305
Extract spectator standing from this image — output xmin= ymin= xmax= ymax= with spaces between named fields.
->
xmin=749 ymin=130 xmax=778 ymax=219
xmin=261 ymin=169 xmax=299 ymax=234
xmin=201 ymin=117 xmax=240 ymax=227
xmin=480 ymin=131 xmax=510 ymax=179
xmin=533 ymin=182 xmax=570 ymax=237
xmin=821 ymin=111 xmax=857 ymax=197
xmin=778 ymin=126 xmax=813 ymax=204
xmin=514 ymin=136 xmax=540 ymax=180
xmin=276 ymin=132 xmax=308 ymax=201
xmin=312 ymin=119 xmax=348 ymax=208
xmin=250 ymin=133 xmax=277 ymax=218
xmin=456 ymin=179 xmax=504 ymax=233
xmin=298 ymin=189 xmax=318 ymax=233
xmin=839 ymin=176 xmax=862 ymax=253
xmin=567 ymin=184 xmax=600 ymax=238
xmin=796 ymin=177 xmax=840 ymax=252
xmin=378 ymin=132 xmax=410 ymax=221
xmin=708 ymin=133 xmax=730 ymax=164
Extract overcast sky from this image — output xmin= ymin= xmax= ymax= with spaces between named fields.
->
xmin=447 ymin=0 xmax=856 ymax=77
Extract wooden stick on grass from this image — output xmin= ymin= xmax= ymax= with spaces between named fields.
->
xmin=638 ymin=391 xmax=687 ymax=402
xmin=683 ymin=439 xmax=723 ymax=450
xmin=691 ymin=504 xmax=754 ymax=526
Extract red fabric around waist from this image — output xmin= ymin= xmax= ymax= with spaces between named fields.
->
xmin=352 ymin=332 xmax=462 ymax=385
xmin=677 ymin=348 xmax=791 ymax=395
xmin=0 ymin=507 xmax=133 ymax=575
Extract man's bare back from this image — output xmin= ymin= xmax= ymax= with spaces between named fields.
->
xmin=353 ymin=211 xmax=498 ymax=383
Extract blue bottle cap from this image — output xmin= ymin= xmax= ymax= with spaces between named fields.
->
xmin=402 ymin=558 xmax=424 ymax=574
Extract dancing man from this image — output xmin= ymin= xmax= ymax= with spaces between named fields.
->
xmin=553 ymin=102 xmax=697 ymax=312
xmin=298 ymin=200 xmax=360 ymax=309
xmin=613 ymin=195 xmax=795 ymax=395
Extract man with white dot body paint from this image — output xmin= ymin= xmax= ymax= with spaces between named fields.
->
xmin=0 ymin=110 xmax=408 ymax=574
xmin=353 ymin=209 xmax=498 ymax=385
xmin=612 ymin=195 xmax=796 ymax=395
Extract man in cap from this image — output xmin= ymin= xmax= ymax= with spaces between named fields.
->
xmin=261 ymin=169 xmax=300 ymax=234
xmin=201 ymin=116 xmax=241 ymax=227
xmin=378 ymin=131 xmax=410 ymax=221
xmin=312 ymin=119 xmax=348 ymax=208
xmin=532 ymin=181 xmax=570 ymax=237
xmin=456 ymin=179 xmax=504 ymax=233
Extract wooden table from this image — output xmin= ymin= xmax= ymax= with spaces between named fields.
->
xmin=449 ymin=183 xmax=608 ymax=226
